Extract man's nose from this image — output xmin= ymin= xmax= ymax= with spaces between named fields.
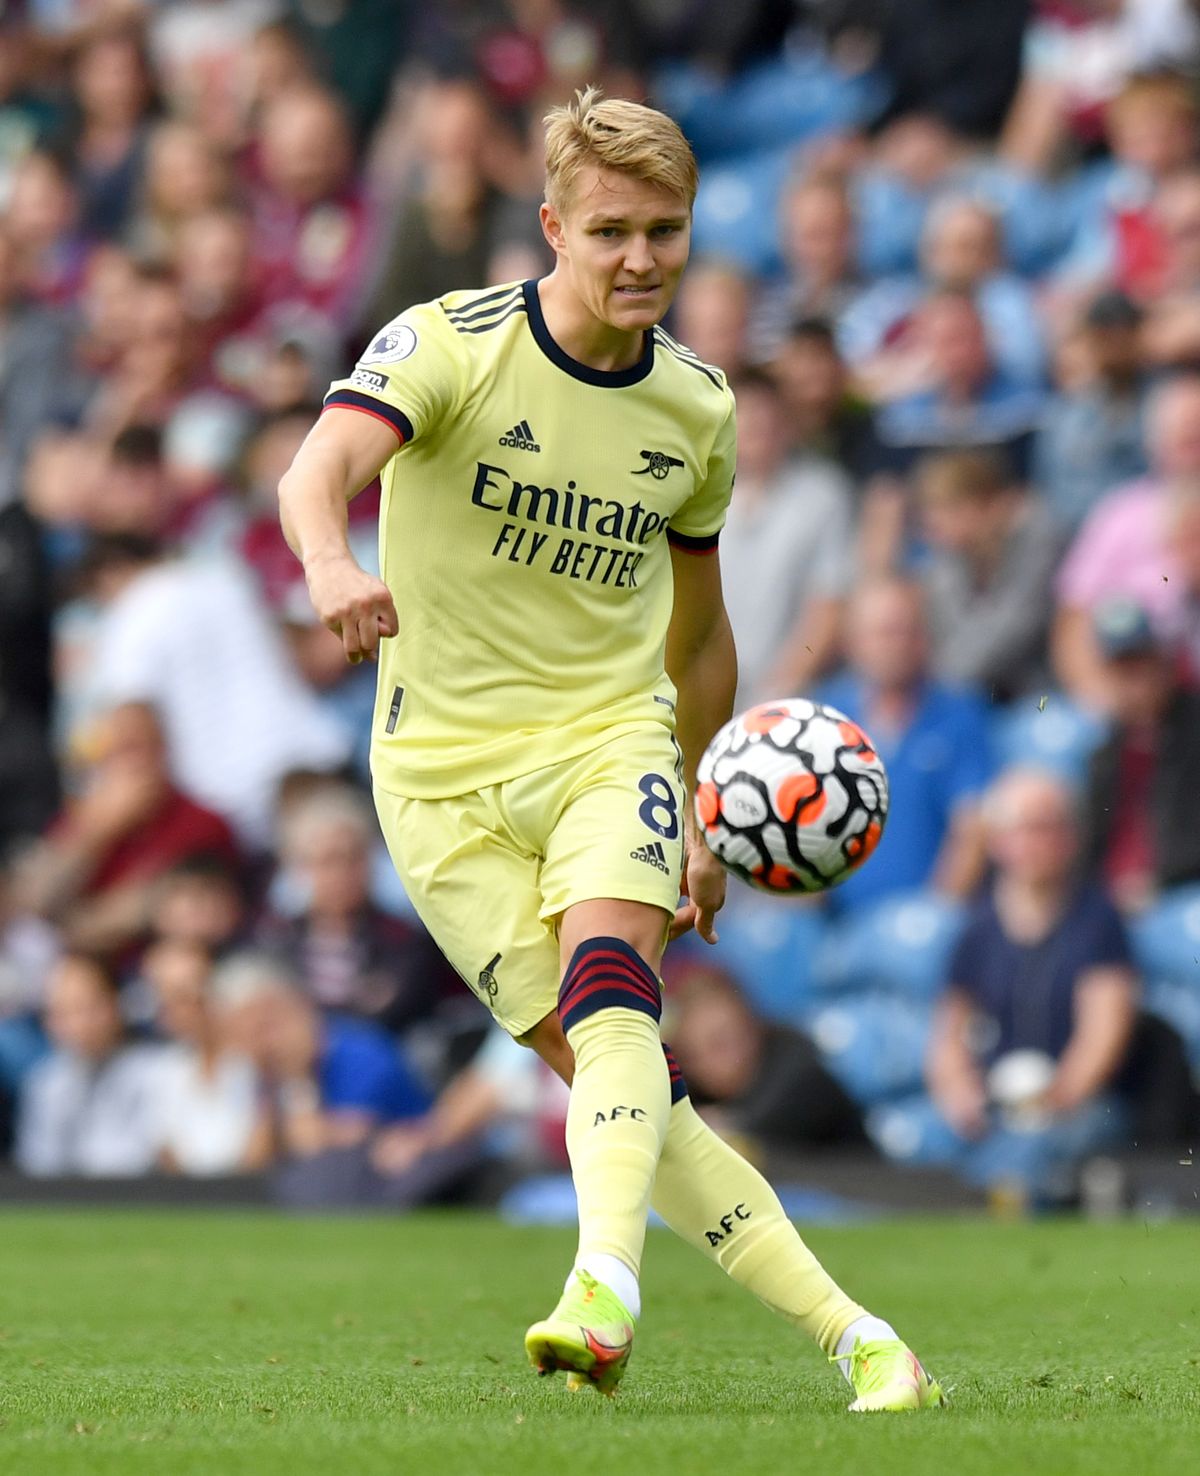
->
xmin=623 ymin=234 xmax=654 ymax=274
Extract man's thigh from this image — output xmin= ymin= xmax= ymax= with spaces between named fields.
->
xmin=525 ymin=727 xmax=687 ymax=931
xmin=372 ymin=784 xmax=560 ymax=1038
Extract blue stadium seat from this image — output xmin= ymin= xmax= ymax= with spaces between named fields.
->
xmin=865 ymin=1093 xmax=963 ymax=1166
xmin=991 ymin=694 xmax=1107 ymax=783
xmin=690 ymin=146 xmax=793 ymax=277
xmin=655 ymin=51 xmax=888 ymax=164
xmin=804 ymin=994 xmax=933 ymax=1106
xmin=814 ymin=890 xmax=966 ymax=1003
xmin=1130 ymin=885 xmax=1200 ymax=990
xmin=703 ymin=888 xmax=827 ymax=1022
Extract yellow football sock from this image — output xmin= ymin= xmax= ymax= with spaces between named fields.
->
xmin=559 ymin=939 xmax=672 ymax=1281
xmin=652 ymin=1096 xmax=864 ymax=1355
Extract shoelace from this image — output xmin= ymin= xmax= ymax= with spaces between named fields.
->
xmin=827 ymin=1339 xmax=915 ymax=1391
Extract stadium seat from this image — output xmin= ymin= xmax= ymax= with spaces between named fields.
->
xmin=655 ymin=51 xmax=887 ymax=164
xmin=865 ymin=1093 xmax=963 ymax=1166
xmin=804 ymin=994 xmax=933 ymax=1106
xmin=814 ymin=890 xmax=966 ymax=1003
xmin=991 ymin=694 xmax=1108 ymax=782
xmin=690 ymin=146 xmax=793 ymax=277
xmin=1129 ymin=885 xmax=1200 ymax=991
xmin=704 ymin=889 xmax=827 ymax=1022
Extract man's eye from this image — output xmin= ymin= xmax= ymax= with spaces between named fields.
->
xmin=595 ymin=227 xmax=620 ymax=239
xmin=653 ymin=225 xmax=680 ymax=237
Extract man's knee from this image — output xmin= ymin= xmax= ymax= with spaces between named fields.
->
xmin=558 ymin=935 xmax=662 ymax=1036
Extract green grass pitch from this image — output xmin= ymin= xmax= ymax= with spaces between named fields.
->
xmin=0 ymin=1210 xmax=1196 ymax=1475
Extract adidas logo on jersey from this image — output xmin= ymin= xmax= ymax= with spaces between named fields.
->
xmin=499 ymin=419 xmax=540 ymax=452
xmin=630 ymin=840 xmax=670 ymax=873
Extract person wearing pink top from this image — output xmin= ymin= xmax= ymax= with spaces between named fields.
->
xmin=1053 ymin=373 xmax=1200 ymax=710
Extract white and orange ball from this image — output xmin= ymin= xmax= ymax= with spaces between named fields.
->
xmin=695 ymin=699 xmax=888 ymax=894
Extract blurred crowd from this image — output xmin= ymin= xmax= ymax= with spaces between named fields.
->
xmin=3 ymin=0 xmax=1200 ymax=1214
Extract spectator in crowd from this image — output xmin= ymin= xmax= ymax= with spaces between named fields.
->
xmin=62 ymin=25 xmax=156 ymax=243
xmin=257 ymin=786 xmax=452 ymax=1035
xmin=720 ymin=368 xmax=853 ymax=705
xmin=148 ymin=0 xmax=290 ymax=147
xmin=0 ymin=222 xmax=82 ymax=505
xmin=842 ymin=197 xmax=1045 ymax=399
xmin=1081 ymin=599 xmax=1200 ymax=911
xmin=16 ymin=952 xmax=165 ymax=1177
xmin=1142 ymin=168 xmax=1200 ymax=366
xmin=670 ymin=259 xmax=751 ymax=376
xmin=770 ymin=316 xmax=892 ymax=486
xmin=916 ymin=448 xmax=1059 ymax=701
xmin=0 ymin=488 xmax=58 ymax=850
xmin=768 ymin=315 xmax=905 ymax=573
xmin=78 ymin=532 xmax=350 ymax=847
xmin=1002 ymin=7 xmax=1200 ymax=171
xmin=6 ymin=148 xmax=90 ymax=307
xmin=874 ymin=2 xmax=1027 ymax=139
xmin=363 ymin=79 xmax=517 ymax=330
xmin=248 ymin=84 xmax=371 ymax=329
xmin=668 ymin=962 xmax=865 ymax=1154
xmin=752 ymin=170 xmax=862 ymax=357
xmin=16 ymin=701 xmax=238 ymax=958
xmin=151 ymin=856 xmax=250 ymax=958
xmin=875 ymin=289 xmax=1044 ymax=476
xmin=211 ymin=951 xmax=430 ymax=1162
xmin=1054 ymin=374 xmax=1200 ymax=710
xmin=369 ymin=1026 xmax=568 ymax=1204
xmin=1054 ymin=70 xmax=1200 ymax=298
xmin=85 ymin=266 xmax=197 ymax=439
xmin=0 ymin=853 xmax=57 ymax=1147
xmin=127 ymin=120 xmax=231 ymax=264
xmin=1033 ymin=288 xmax=1149 ymax=536
xmin=144 ymin=938 xmax=269 ymax=1176
xmin=925 ymin=768 xmax=1138 ymax=1204
xmin=818 ymin=578 xmax=994 ymax=906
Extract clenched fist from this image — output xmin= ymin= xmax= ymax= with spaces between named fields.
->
xmin=304 ymin=551 xmax=399 ymax=664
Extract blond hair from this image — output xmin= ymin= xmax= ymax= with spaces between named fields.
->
xmin=543 ymin=86 xmax=698 ymax=215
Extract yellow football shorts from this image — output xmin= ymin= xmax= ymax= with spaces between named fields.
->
xmin=372 ymin=726 xmax=686 ymax=1037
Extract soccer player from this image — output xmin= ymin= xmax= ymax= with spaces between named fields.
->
xmin=278 ymin=88 xmax=944 ymax=1413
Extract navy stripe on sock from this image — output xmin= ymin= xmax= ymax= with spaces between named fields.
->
xmin=558 ymin=936 xmax=662 ymax=1034
xmin=662 ymin=1043 xmax=688 ymax=1104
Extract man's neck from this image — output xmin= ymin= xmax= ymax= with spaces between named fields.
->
xmin=537 ymin=273 xmax=647 ymax=372
xmin=995 ymin=874 xmax=1069 ymax=941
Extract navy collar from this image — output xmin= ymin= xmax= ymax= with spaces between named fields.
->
xmin=522 ymin=278 xmax=655 ymax=388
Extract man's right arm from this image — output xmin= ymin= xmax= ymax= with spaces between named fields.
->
xmin=277 ymin=407 xmax=401 ymax=664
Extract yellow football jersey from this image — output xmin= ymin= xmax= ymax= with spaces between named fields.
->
xmin=323 ymin=277 xmax=737 ymax=799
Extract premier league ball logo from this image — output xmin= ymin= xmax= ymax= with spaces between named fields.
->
xmin=361 ymin=321 xmax=418 ymax=365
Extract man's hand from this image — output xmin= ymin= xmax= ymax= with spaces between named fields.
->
xmin=937 ymin=1075 xmax=989 ymax=1141
xmin=671 ymin=837 xmax=727 ymax=944
xmin=304 ymin=551 xmax=399 ymax=665
xmin=74 ymin=762 xmax=164 ymax=844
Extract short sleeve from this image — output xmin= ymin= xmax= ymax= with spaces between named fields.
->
xmin=667 ymin=390 xmax=737 ymax=552
xmin=323 ymin=299 xmax=468 ymax=446
xmin=1055 ymin=491 xmax=1131 ymax=609
xmin=1081 ymin=890 xmax=1134 ymax=971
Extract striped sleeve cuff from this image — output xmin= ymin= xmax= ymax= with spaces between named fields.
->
xmin=667 ymin=528 xmax=720 ymax=553
xmin=322 ymin=389 xmax=414 ymax=444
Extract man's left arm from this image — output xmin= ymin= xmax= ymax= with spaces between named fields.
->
xmin=1045 ymin=964 xmax=1138 ymax=1115
xmin=665 ymin=544 xmax=738 ymax=943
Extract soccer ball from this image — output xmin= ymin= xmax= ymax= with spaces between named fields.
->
xmin=694 ymin=699 xmax=888 ymax=894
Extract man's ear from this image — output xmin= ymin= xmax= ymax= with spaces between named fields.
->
xmin=539 ymin=200 xmax=566 ymax=256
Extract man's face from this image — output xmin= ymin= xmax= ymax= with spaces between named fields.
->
xmin=849 ymin=585 xmax=929 ymax=690
xmin=541 ymin=166 xmax=691 ymax=334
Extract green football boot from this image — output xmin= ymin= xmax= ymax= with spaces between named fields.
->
xmin=524 ymin=1269 xmax=635 ymax=1397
